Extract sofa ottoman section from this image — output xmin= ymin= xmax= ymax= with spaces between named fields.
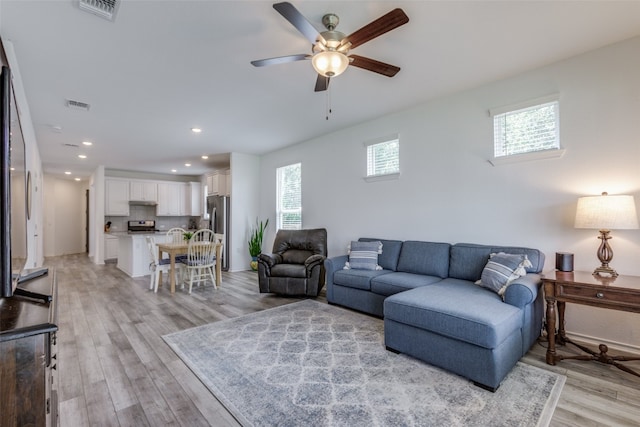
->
xmin=384 ymin=281 xmax=522 ymax=348
xmin=384 ymin=318 xmax=522 ymax=392
xmin=384 ymin=282 xmax=524 ymax=391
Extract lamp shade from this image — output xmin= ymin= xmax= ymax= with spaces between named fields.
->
xmin=311 ymin=51 xmax=349 ymax=77
xmin=574 ymin=193 xmax=639 ymax=230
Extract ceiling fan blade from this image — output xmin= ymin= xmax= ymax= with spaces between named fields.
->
xmin=341 ymin=8 xmax=409 ymax=50
xmin=314 ymin=75 xmax=330 ymax=92
xmin=251 ymin=54 xmax=309 ymax=67
xmin=349 ymin=55 xmax=401 ymax=77
xmin=273 ymin=2 xmax=325 ymax=45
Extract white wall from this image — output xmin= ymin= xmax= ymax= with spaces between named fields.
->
xmin=43 ymin=175 xmax=88 ymax=256
xmin=90 ymin=165 xmax=105 ymax=264
xmin=259 ymin=36 xmax=640 ymax=351
xmin=230 ymin=152 xmax=260 ymax=271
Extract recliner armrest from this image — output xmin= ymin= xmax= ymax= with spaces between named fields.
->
xmin=258 ymin=253 xmax=283 ymax=269
xmin=305 ymin=254 xmax=326 ymax=275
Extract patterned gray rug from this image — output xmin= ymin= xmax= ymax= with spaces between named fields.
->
xmin=163 ymin=300 xmax=565 ymax=427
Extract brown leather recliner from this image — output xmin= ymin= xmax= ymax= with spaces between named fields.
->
xmin=257 ymin=228 xmax=327 ymax=296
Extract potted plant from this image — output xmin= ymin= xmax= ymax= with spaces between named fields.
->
xmin=248 ymin=218 xmax=269 ymax=271
xmin=183 ymin=231 xmax=194 ymax=241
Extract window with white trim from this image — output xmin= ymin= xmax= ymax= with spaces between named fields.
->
xmin=365 ymin=135 xmax=399 ymax=179
xmin=491 ymin=97 xmax=560 ymax=160
xmin=276 ymin=163 xmax=301 ymax=230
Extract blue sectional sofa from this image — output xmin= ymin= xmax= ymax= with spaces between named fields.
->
xmin=324 ymin=238 xmax=545 ymax=391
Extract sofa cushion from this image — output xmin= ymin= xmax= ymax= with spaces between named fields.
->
xmin=344 ymin=240 xmax=382 ymax=270
xmin=359 ymin=238 xmax=403 ymax=271
xmin=476 ymin=252 xmax=532 ymax=295
xmin=333 ymin=269 xmax=392 ymax=291
xmin=371 ymin=272 xmax=442 ymax=296
xmin=396 ymin=241 xmax=450 ymax=278
xmin=448 ymin=244 xmax=492 ymax=281
xmin=449 ymin=243 xmax=545 ymax=281
xmin=489 ymin=246 xmax=544 ymax=273
xmin=383 ymin=279 xmax=522 ymax=349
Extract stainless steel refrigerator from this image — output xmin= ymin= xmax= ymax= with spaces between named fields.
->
xmin=207 ymin=195 xmax=230 ymax=270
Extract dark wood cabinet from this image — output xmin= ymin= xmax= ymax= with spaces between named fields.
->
xmin=0 ymin=270 xmax=58 ymax=427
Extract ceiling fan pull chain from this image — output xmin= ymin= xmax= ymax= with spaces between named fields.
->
xmin=326 ymin=85 xmax=332 ymax=120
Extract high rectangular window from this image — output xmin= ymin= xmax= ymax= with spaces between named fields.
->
xmin=276 ymin=163 xmax=301 ymax=230
xmin=366 ymin=136 xmax=399 ymax=178
xmin=492 ymin=98 xmax=559 ymax=158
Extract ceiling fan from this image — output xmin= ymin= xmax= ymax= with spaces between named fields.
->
xmin=251 ymin=2 xmax=409 ymax=92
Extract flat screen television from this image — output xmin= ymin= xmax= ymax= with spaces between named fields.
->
xmin=1 ymin=65 xmax=29 ymax=298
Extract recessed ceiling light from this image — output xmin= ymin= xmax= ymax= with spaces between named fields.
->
xmin=65 ymin=171 xmax=72 ymax=175
xmin=191 ymin=128 xmax=202 ymax=133
xmin=78 ymin=154 xmax=87 ymax=159
xmin=171 ymin=169 xmax=177 ymax=173
xmin=82 ymin=141 xmax=92 ymax=146
xmin=74 ymin=177 xmax=81 ymax=181
xmin=201 ymin=155 xmax=209 ymax=159
xmin=185 ymin=163 xmax=191 ymax=167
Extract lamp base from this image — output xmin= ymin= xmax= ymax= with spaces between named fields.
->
xmin=593 ymin=229 xmax=618 ymax=277
xmin=593 ymin=265 xmax=618 ymax=277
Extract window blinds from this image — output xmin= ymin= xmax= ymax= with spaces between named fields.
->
xmin=276 ymin=163 xmax=302 ymax=230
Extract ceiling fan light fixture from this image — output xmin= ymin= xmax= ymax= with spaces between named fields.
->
xmin=312 ymin=50 xmax=349 ymax=77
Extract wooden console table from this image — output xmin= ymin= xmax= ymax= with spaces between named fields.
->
xmin=542 ymin=270 xmax=640 ymax=376
xmin=0 ymin=270 xmax=58 ymax=426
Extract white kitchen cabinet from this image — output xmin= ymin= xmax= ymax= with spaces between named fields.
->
xmin=186 ymin=182 xmax=202 ymax=216
xmin=223 ymin=169 xmax=231 ymax=196
xmin=129 ymin=180 xmax=157 ymax=202
xmin=206 ymin=170 xmax=230 ymax=196
xmin=105 ymin=178 xmax=130 ymax=216
xmin=104 ymin=234 xmax=119 ymax=260
xmin=156 ymin=182 xmax=184 ymax=216
xmin=206 ymin=173 xmax=218 ymax=196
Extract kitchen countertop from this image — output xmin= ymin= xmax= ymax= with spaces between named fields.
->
xmin=107 ymin=231 xmax=167 ymax=237
xmin=106 ymin=229 xmax=201 ymax=237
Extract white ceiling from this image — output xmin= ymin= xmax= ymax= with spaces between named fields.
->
xmin=2 ymin=0 xmax=640 ymax=179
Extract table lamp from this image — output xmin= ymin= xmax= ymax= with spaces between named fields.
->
xmin=574 ymin=192 xmax=639 ymax=277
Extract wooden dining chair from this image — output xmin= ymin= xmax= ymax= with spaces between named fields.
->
xmin=167 ymin=227 xmax=186 ymax=244
xmin=182 ymin=229 xmax=217 ymax=294
xmin=145 ymin=236 xmax=181 ymax=293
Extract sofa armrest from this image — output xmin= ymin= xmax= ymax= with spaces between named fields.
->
xmin=324 ymin=255 xmax=348 ymax=302
xmin=504 ymin=273 xmax=542 ymax=308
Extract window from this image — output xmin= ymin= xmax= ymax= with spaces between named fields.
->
xmin=276 ymin=163 xmax=301 ymax=230
xmin=491 ymin=96 xmax=561 ymax=164
xmin=365 ymin=135 xmax=400 ymax=179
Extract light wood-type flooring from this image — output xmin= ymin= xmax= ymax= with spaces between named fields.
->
xmin=47 ymin=254 xmax=640 ymax=426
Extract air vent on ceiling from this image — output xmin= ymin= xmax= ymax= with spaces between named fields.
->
xmin=63 ymin=143 xmax=80 ymax=148
xmin=78 ymin=0 xmax=120 ymax=22
xmin=66 ymin=99 xmax=91 ymax=112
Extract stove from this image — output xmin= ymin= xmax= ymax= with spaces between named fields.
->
xmin=127 ymin=220 xmax=158 ymax=234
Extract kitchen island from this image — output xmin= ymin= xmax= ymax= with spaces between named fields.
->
xmin=116 ymin=232 xmax=170 ymax=278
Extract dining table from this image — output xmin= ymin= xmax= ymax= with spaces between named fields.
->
xmin=156 ymin=241 xmax=222 ymax=293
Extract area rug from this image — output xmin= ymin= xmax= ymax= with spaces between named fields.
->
xmin=163 ymin=300 xmax=565 ymax=427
